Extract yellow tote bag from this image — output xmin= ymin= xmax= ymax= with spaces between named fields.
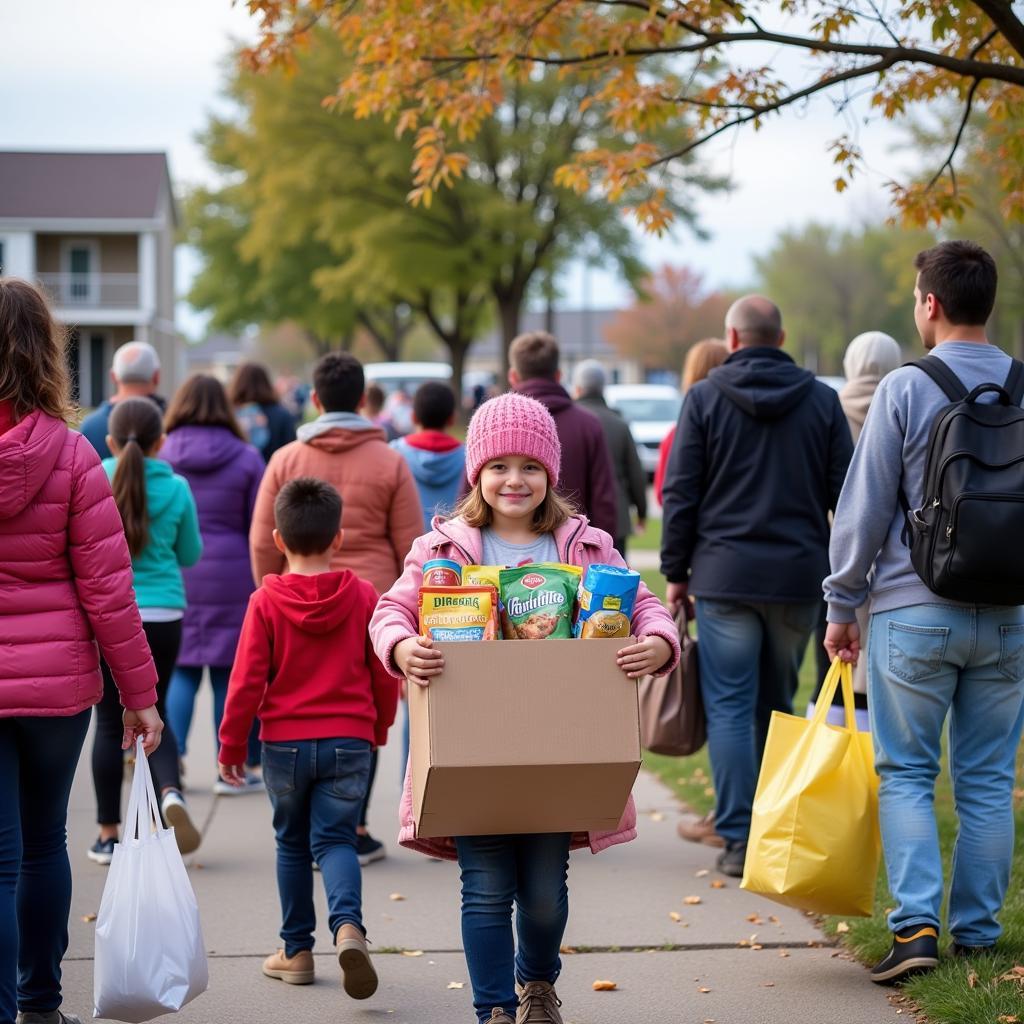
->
xmin=740 ymin=658 xmax=880 ymax=917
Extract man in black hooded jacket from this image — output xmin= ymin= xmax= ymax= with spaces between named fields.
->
xmin=660 ymin=295 xmax=853 ymax=877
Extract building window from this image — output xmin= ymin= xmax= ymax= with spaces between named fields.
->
xmin=61 ymin=240 xmax=100 ymax=304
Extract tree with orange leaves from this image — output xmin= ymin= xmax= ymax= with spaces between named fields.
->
xmin=243 ymin=1 xmax=1024 ymax=231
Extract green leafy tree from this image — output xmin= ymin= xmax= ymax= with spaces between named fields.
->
xmin=754 ymin=223 xmax=936 ymax=372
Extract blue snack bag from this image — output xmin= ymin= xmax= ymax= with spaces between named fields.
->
xmin=574 ymin=564 xmax=641 ymax=638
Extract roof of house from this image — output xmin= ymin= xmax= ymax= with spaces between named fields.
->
xmin=473 ymin=308 xmax=622 ymax=359
xmin=0 ymin=151 xmax=176 ymax=223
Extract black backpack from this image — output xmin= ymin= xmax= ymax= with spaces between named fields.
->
xmin=898 ymin=355 xmax=1024 ymax=604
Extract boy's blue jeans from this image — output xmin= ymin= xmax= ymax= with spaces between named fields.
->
xmin=455 ymin=833 xmax=571 ymax=1023
xmin=0 ymin=710 xmax=90 ymax=1024
xmin=694 ymin=598 xmax=820 ymax=844
xmin=262 ymin=737 xmax=372 ymax=956
xmin=868 ymin=604 xmax=1024 ymax=946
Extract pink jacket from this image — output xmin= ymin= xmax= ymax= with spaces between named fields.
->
xmin=0 ymin=409 xmax=157 ymax=717
xmin=370 ymin=514 xmax=680 ymax=861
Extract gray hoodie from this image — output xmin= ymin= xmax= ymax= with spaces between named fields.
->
xmin=824 ymin=341 xmax=1017 ymax=622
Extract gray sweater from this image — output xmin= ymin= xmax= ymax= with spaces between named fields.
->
xmin=824 ymin=341 xmax=1016 ymax=623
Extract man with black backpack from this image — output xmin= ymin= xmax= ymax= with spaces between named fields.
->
xmin=824 ymin=240 xmax=1024 ymax=985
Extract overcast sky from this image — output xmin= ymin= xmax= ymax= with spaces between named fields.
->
xmin=1 ymin=0 xmax=911 ymax=337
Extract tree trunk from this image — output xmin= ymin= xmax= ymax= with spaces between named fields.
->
xmin=496 ymin=290 xmax=524 ymax=386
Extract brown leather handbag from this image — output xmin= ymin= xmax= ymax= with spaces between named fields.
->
xmin=638 ymin=607 xmax=706 ymax=756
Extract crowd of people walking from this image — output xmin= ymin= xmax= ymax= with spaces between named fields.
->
xmin=0 ymin=238 xmax=1021 ymax=1024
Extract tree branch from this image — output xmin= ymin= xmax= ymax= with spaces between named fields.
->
xmin=971 ymin=0 xmax=1024 ymax=60
xmin=926 ymin=77 xmax=981 ymax=190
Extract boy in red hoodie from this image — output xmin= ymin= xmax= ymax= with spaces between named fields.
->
xmin=219 ymin=478 xmax=398 ymax=996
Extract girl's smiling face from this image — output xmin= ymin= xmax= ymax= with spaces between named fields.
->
xmin=479 ymin=455 xmax=548 ymax=525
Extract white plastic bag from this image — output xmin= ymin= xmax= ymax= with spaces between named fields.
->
xmin=94 ymin=739 xmax=208 ymax=1021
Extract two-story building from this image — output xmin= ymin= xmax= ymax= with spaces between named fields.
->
xmin=0 ymin=151 xmax=182 ymax=407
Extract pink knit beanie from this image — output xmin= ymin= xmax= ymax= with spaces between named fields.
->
xmin=465 ymin=392 xmax=561 ymax=486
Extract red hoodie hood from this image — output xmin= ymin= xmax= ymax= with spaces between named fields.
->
xmin=261 ymin=570 xmax=362 ymax=634
xmin=402 ymin=430 xmax=462 ymax=453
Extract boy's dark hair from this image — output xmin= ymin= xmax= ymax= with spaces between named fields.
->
xmin=274 ymin=477 xmax=343 ymax=555
xmin=509 ymin=331 xmax=560 ymax=381
xmin=313 ymin=352 xmax=364 ymax=413
xmin=914 ymin=240 xmax=998 ymax=327
xmin=414 ymin=381 xmax=456 ymax=430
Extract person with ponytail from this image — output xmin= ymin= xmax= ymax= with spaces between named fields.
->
xmin=90 ymin=397 xmax=204 ymax=862
xmin=0 ymin=278 xmax=162 ymax=1024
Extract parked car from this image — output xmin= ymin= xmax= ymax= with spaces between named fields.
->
xmin=604 ymin=384 xmax=682 ymax=477
xmin=364 ymin=362 xmax=495 ymax=404
xmin=817 ymin=375 xmax=846 ymax=392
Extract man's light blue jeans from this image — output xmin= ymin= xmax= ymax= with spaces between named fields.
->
xmin=868 ymin=603 xmax=1024 ymax=946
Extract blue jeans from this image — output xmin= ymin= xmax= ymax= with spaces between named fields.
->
xmin=167 ymin=665 xmax=229 ymax=759
xmin=869 ymin=604 xmax=1024 ymax=946
xmin=695 ymin=598 xmax=820 ymax=844
xmin=455 ymin=833 xmax=571 ymax=1023
xmin=0 ymin=710 xmax=90 ymax=1024
xmin=263 ymin=738 xmax=372 ymax=956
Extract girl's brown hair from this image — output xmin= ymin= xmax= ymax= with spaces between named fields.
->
xmin=228 ymin=362 xmax=277 ymax=407
xmin=165 ymin=374 xmax=246 ymax=440
xmin=108 ymin=398 xmax=164 ymax=557
xmin=0 ymin=277 xmax=75 ymax=422
xmin=682 ymin=338 xmax=729 ymax=391
xmin=453 ymin=478 xmax=577 ymax=534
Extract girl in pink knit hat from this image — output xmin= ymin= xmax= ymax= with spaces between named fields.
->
xmin=370 ymin=391 xmax=679 ymax=1024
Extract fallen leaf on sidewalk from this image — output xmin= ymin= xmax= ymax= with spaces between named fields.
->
xmin=401 ymin=950 xmax=424 ymax=957
xmin=698 ymin=986 xmax=711 ymax=993
xmin=389 ymin=893 xmax=406 ymax=901
xmin=695 ymin=869 xmax=710 ymax=878
xmin=81 ymin=913 xmax=97 ymax=923
xmin=710 ymin=880 xmax=727 ymax=889
xmin=762 ymin=982 xmax=775 ymax=987
xmin=446 ymin=982 xmax=464 ymax=989
xmin=769 ymin=915 xmax=781 ymax=925
xmin=684 ymin=896 xmax=703 ymax=905
xmin=559 ymin=946 xmax=577 ymax=955
xmin=746 ymin=914 xmax=764 ymax=924
xmin=669 ymin=911 xmax=682 ymax=922
xmin=592 ymin=980 xmax=617 ymax=991
xmin=649 ymin=811 xmax=665 ymax=822
xmin=835 ymin=921 xmax=850 ymax=933
xmin=778 ymin=950 xmax=791 ymax=958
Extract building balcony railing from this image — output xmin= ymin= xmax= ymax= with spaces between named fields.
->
xmin=37 ymin=272 xmax=141 ymax=309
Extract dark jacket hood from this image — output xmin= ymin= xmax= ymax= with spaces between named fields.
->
xmin=708 ymin=347 xmax=814 ymax=420
xmin=0 ymin=411 xmax=65 ymax=519
xmin=262 ymin=570 xmax=361 ymax=634
xmin=162 ymin=425 xmax=252 ymax=472
xmin=515 ymin=377 xmax=574 ymax=413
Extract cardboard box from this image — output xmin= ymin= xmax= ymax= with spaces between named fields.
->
xmin=409 ymin=637 xmax=641 ymax=838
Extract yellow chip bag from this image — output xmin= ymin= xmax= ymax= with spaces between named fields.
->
xmin=418 ymin=586 xmax=500 ymax=642
xmin=462 ymin=565 xmax=503 ymax=590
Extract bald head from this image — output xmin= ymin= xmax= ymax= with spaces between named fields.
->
xmin=724 ymin=295 xmax=784 ymax=349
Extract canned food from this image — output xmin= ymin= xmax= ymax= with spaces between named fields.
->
xmin=423 ymin=558 xmax=462 ymax=587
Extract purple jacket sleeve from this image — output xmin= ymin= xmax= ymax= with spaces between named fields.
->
xmin=67 ymin=434 xmax=157 ymax=710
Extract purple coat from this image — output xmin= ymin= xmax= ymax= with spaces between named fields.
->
xmin=161 ymin=425 xmax=265 ymax=667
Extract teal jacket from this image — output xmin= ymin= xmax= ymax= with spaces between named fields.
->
xmin=102 ymin=456 xmax=202 ymax=609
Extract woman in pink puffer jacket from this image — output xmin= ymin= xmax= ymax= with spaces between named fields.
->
xmin=0 ymin=279 xmax=163 ymax=1024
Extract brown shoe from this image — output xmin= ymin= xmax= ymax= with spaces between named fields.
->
xmin=262 ymin=948 xmax=314 ymax=985
xmin=487 ymin=1011 xmax=515 ymax=1024
xmin=336 ymin=923 xmax=378 ymax=999
xmin=676 ymin=811 xmax=725 ymax=848
xmin=515 ymin=981 xmax=564 ymax=1024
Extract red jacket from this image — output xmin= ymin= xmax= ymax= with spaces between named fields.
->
xmin=0 ymin=406 xmax=157 ymax=716
xmin=654 ymin=426 xmax=676 ymax=507
xmin=219 ymin=570 xmax=398 ymax=765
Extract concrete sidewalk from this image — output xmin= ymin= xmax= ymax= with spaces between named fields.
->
xmin=60 ymin=690 xmax=898 ymax=1023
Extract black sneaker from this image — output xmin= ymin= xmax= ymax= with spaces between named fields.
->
xmin=870 ymin=925 xmax=939 ymax=984
xmin=950 ymin=941 xmax=995 ymax=959
xmin=87 ymin=837 xmax=115 ymax=865
xmin=715 ymin=841 xmax=746 ymax=878
xmin=356 ymin=833 xmax=386 ymax=866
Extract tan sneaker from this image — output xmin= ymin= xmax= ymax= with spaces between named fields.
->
xmin=515 ymin=981 xmax=564 ymax=1024
xmin=676 ymin=811 xmax=725 ymax=848
xmin=336 ymin=923 xmax=378 ymax=999
xmin=262 ymin=948 xmax=314 ymax=985
xmin=487 ymin=1011 xmax=515 ymax=1024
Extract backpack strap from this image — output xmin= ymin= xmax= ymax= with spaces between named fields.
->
xmin=1004 ymin=359 xmax=1024 ymax=406
xmin=906 ymin=357 xmax=968 ymax=402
